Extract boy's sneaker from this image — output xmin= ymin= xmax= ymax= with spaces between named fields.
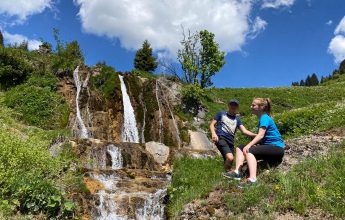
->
xmin=223 ymin=171 xmax=241 ymax=180
xmin=238 ymin=179 xmax=257 ymax=188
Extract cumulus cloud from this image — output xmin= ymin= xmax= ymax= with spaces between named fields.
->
xmin=75 ymin=0 xmax=262 ymax=59
xmin=328 ymin=16 xmax=345 ymax=63
xmin=0 ymin=0 xmax=52 ymax=23
xmin=326 ymin=20 xmax=333 ymax=26
xmin=3 ymin=31 xmax=41 ymax=50
xmin=261 ymin=0 xmax=295 ymax=9
xmin=334 ymin=16 xmax=345 ymax=35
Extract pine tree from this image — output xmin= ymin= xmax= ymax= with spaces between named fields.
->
xmin=134 ymin=40 xmax=158 ymax=72
xmin=0 ymin=31 xmax=4 ymax=47
xmin=305 ymin=75 xmax=311 ymax=86
xmin=310 ymin=73 xmax=319 ymax=86
xmin=0 ymin=30 xmax=3 ymax=47
xmin=300 ymin=80 xmax=305 ymax=86
xmin=339 ymin=59 xmax=345 ymax=74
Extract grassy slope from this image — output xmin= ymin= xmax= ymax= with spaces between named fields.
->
xmin=0 ymin=93 xmax=81 ymax=218
xmin=168 ymin=78 xmax=345 ymax=218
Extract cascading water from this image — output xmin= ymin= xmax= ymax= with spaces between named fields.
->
xmin=139 ymin=94 xmax=146 ymax=143
xmin=157 ymin=81 xmax=181 ymax=148
xmin=119 ymin=75 xmax=139 ymax=143
xmin=88 ymin=144 xmax=168 ymax=220
xmin=73 ymin=66 xmax=89 ymax=138
xmin=155 ymin=80 xmax=164 ymax=143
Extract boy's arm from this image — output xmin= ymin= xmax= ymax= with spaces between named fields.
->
xmin=239 ymin=125 xmax=257 ymax=138
xmin=210 ymin=119 xmax=219 ymax=142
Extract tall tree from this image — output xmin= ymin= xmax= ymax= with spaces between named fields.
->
xmin=299 ymin=80 xmax=305 ymax=86
xmin=305 ymin=75 xmax=311 ymax=86
xmin=339 ymin=59 xmax=345 ymax=74
xmin=199 ymin=30 xmax=226 ymax=88
xmin=178 ymin=29 xmax=225 ymax=88
xmin=134 ymin=40 xmax=158 ymax=72
xmin=310 ymin=73 xmax=319 ymax=86
xmin=0 ymin=30 xmax=3 ymax=47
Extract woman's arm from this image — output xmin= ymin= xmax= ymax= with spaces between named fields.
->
xmin=243 ymin=127 xmax=266 ymax=155
xmin=209 ymin=119 xmax=219 ymax=142
xmin=238 ymin=125 xmax=257 ymax=137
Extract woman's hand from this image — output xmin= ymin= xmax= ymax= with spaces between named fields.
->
xmin=243 ymin=145 xmax=251 ymax=155
xmin=212 ymin=133 xmax=219 ymax=142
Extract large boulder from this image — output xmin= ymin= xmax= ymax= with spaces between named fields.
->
xmin=145 ymin=141 xmax=170 ymax=165
xmin=188 ymin=130 xmax=215 ymax=151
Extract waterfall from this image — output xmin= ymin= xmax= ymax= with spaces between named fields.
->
xmin=155 ymin=80 xmax=163 ymax=143
xmin=157 ymin=81 xmax=182 ymax=148
xmin=89 ymin=144 xmax=167 ymax=220
xmin=73 ymin=66 xmax=89 ymax=138
xmin=107 ymin=145 xmax=123 ymax=169
xmin=136 ymin=189 xmax=167 ymax=220
xmin=140 ymin=94 xmax=146 ymax=143
xmin=119 ymin=75 xmax=139 ymax=143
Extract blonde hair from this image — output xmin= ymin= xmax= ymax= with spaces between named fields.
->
xmin=253 ymin=98 xmax=272 ymax=115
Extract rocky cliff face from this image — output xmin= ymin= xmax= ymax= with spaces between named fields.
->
xmin=57 ymin=67 xmax=183 ymax=148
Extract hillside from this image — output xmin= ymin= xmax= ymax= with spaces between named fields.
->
xmin=0 ymin=41 xmax=345 ymax=219
xmin=167 ymin=77 xmax=345 ymax=219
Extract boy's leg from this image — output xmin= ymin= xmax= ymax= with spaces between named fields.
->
xmin=224 ymin=153 xmax=234 ymax=172
xmin=216 ymin=137 xmax=234 ymax=171
xmin=234 ymin=145 xmax=246 ymax=172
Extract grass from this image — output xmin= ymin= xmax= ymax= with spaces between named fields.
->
xmin=168 ymin=144 xmax=345 ymax=218
xmin=202 ymin=83 xmax=345 ymax=121
xmin=0 ymin=92 xmax=82 ymax=219
xmin=168 ymin=78 xmax=345 ymax=218
xmin=167 ymin=156 xmax=224 ymax=218
xmin=224 ymin=144 xmax=345 ymax=218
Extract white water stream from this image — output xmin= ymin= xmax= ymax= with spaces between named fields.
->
xmin=119 ymin=75 xmax=140 ymax=143
xmin=73 ymin=66 xmax=89 ymax=138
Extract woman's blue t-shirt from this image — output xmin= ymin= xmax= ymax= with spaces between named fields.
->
xmin=258 ymin=114 xmax=284 ymax=148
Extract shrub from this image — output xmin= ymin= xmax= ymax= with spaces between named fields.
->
xmin=4 ymin=84 xmax=69 ymax=129
xmin=91 ymin=63 xmax=120 ymax=98
xmin=0 ymin=47 xmax=33 ymax=90
xmin=180 ymin=83 xmax=205 ymax=115
xmin=51 ymin=40 xmax=84 ymax=75
xmin=0 ymin=130 xmax=75 ymax=218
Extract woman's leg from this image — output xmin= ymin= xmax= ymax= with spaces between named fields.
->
xmin=246 ymin=145 xmax=284 ymax=180
xmin=246 ymin=153 xmax=257 ymax=180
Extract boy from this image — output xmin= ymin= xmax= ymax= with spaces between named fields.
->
xmin=210 ymin=99 xmax=256 ymax=175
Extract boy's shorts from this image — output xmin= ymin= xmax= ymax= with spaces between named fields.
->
xmin=215 ymin=136 xmax=234 ymax=161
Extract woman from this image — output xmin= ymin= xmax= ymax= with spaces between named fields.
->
xmin=225 ymin=98 xmax=285 ymax=187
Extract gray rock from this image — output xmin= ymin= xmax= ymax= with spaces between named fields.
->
xmin=145 ymin=141 xmax=170 ymax=164
xmin=188 ymin=130 xmax=215 ymax=151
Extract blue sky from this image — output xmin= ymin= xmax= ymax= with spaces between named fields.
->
xmin=1 ymin=0 xmax=345 ymax=88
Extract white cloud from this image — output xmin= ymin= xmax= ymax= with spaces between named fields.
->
xmin=3 ymin=31 xmax=41 ymax=50
xmin=75 ymin=0 xmax=262 ymax=59
xmin=261 ymin=0 xmax=295 ymax=9
xmin=248 ymin=17 xmax=267 ymax=39
xmin=328 ymin=17 xmax=345 ymax=63
xmin=335 ymin=16 xmax=345 ymax=35
xmin=328 ymin=35 xmax=345 ymax=63
xmin=326 ymin=20 xmax=333 ymax=26
xmin=0 ymin=0 xmax=52 ymax=23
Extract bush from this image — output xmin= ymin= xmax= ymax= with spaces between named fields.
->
xmin=0 ymin=47 xmax=33 ymax=90
xmin=4 ymin=84 xmax=68 ymax=129
xmin=91 ymin=63 xmax=120 ymax=98
xmin=26 ymin=72 xmax=58 ymax=91
xmin=0 ymin=130 xmax=75 ymax=218
xmin=52 ymin=40 xmax=84 ymax=75
xmin=180 ymin=84 xmax=205 ymax=115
